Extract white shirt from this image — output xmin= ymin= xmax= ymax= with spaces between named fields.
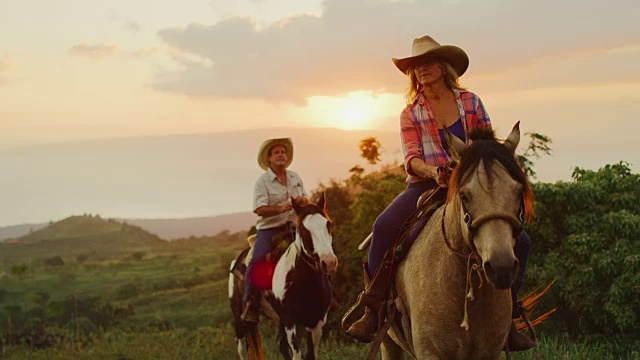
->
xmin=253 ymin=168 xmax=307 ymax=230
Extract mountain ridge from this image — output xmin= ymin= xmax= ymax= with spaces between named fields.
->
xmin=1 ymin=211 xmax=256 ymax=241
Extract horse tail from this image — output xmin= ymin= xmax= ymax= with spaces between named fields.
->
xmin=516 ymin=279 xmax=557 ymax=332
xmin=246 ymin=324 xmax=264 ymax=360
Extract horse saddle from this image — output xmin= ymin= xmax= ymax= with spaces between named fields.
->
xmin=392 ymin=186 xmax=447 ymax=263
xmin=230 ymin=222 xmax=296 ymax=281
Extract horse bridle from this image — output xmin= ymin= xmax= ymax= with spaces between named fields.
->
xmin=441 ymin=192 xmax=526 ymax=332
xmin=441 ymin=194 xmax=525 ymax=259
xmin=293 ymin=226 xmax=329 ymax=274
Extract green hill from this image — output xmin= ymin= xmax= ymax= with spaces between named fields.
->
xmin=0 ymin=215 xmax=165 ymax=267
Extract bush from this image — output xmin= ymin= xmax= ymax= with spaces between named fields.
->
xmin=527 ymin=162 xmax=640 ymax=336
xmin=44 ymin=256 xmax=65 ymax=268
xmin=116 ymin=283 xmax=140 ymax=300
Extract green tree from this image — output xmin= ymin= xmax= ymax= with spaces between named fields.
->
xmin=44 ymin=256 xmax=64 ymax=268
xmin=359 ymin=137 xmax=381 ymax=168
xmin=10 ymin=263 xmax=28 ymax=279
xmin=517 ymin=132 xmax=552 ymax=180
xmin=527 ymin=162 xmax=639 ymax=336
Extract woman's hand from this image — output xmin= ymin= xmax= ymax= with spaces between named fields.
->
xmin=409 ymin=158 xmax=439 ymax=180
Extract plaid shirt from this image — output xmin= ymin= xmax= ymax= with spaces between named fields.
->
xmin=401 ymin=89 xmax=492 ymax=183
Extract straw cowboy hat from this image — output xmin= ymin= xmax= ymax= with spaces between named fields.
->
xmin=257 ymin=138 xmax=294 ymax=170
xmin=392 ymin=35 xmax=469 ymax=77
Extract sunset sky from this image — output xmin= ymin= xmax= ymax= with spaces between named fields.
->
xmin=1 ymin=0 xmax=639 ymax=226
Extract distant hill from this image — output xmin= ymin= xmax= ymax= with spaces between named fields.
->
xmin=0 ymin=215 xmax=165 ymax=266
xmin=118 ymin=212 xmax=256 ymax=240
xmin=0 ymin=223 xmax=48 ymax=240
xmin=0 ymin=212 xmax=256 ymax=241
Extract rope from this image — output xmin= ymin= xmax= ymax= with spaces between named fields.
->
xmin=460 ymin=252 xmax=483 ymax=331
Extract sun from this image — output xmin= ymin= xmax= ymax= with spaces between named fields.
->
xmin=339 ymin=100 xmax=370 ymax=130
xmin=334 ymin=92 xmax=375 ymax=130
xmin=296 ymin=91 xmax=399 ymax=131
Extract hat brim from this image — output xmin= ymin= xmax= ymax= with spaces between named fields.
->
xmin=257 ymin=138 xmax=294 ymax=171
xmin=392 ymin=45 xmax=469 ymax=77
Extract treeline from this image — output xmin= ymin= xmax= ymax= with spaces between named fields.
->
xmin=311 ymin=161 xmax=638 ymax=340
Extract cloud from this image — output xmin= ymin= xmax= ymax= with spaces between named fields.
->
xmin=107 ymin=9 xmax=141 ymax=32
xmin=68 ymin=43 xmax=119 ymax=61
xmin=121 ymin=47 xmax=161 ymax=60
xmin=155 ymin=0 xmax=640 ymax=103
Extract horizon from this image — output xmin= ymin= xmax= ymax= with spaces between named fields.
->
xmin=1 ymin=0 xmax=638 ymax=226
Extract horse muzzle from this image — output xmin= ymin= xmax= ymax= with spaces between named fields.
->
xmin=321 ymin=256 xmax=338 ymax=275
xmin=483 ymin=256 xmax=518 ymax=290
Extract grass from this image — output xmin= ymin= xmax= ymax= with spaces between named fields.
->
xmin=2 ymin=327 xmax=637 ymax=360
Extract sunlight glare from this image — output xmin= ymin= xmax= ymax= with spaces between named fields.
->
xmin=288 ymin=91 xmax=401 ymax=131
xmin=339 ymin=94 xmax=373 ymax=130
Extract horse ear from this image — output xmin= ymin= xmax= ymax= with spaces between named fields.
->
xmin=503 ymin=121 xmax=521 ymax=154
xmin=317 ymin=192 xmax=326 ymax=212
xmin=291 ymin=197 xmax=302 ymax=215
xmin=445 ymin=128 xmax=466 ymax=160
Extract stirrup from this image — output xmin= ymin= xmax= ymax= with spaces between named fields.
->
xmin=341 ymin=290 xmax=367 ymax=332
xmin=241 ymin=294 xmax=261 ymax=325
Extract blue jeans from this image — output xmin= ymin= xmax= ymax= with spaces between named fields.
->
xmin=244 ymin=228 xmax=278 ymax=302
xmin=367 ymin=180 xmax=437 ymax=275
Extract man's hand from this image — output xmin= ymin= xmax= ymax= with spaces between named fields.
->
xmin=280 ymin=202 xmax=293 ymax=213
xmin=293 ymin=196 xmax=308 ymax=206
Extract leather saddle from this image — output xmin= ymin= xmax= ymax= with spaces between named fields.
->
xmin=230 ymin=222 xmax=296 ymax=281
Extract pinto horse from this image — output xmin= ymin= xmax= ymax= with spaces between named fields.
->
xmin=229 ymin=194 xmax=338 ymax=360
xmin=379 ymin=123 xmax=534 ymax=360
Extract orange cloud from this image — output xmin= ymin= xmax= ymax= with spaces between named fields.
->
xmin=68 ymin=43 xmax=118 ymax=61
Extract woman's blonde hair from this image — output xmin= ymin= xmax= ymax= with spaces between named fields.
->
xmin=404 ymin=59 xmax=467 ymax=104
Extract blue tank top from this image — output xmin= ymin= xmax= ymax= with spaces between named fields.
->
xmin=438 ymin=118 xmax=465 ymax=152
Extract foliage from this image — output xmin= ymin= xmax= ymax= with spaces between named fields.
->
xmin=132 ymin=251 xmax=146 ymax=260
xmin=44 ymin=256 xmax=65 ymax=268
xmin=116 ymin=283 xmax=140 ymax=300
xmin=527 ymin=162 xmax=640 ymax=336
xmin=10 ymin=263 xmax=29 ymax=279
xmin=359 ymin=137 xmax=382 ymax=166
xmin=517 ymin=132 xmax=552 ymax=180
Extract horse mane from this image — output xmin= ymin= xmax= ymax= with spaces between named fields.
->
xmin=447 ymin=127 xmax=534 ymax=222
xmin=295 ymin=203 xmax=329 ymax=228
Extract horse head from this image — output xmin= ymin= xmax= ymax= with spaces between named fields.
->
xmin=446 ymin=122 xmax=534 ymax=289
xmin=291 ymin=193 xmax=338 ymax=275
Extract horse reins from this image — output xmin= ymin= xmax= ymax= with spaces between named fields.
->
xmin=293 ymin=236 xmax=322 ymax=272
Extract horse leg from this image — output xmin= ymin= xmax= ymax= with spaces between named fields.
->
xmin=278 ymin=323 xmax=292 ymax=360
xmin=230 ymin=271 xmax=249 ymax=359
xmin=283 ymin=324 xmax=303 ymax=360
xmin=233 ymin=317 xmax=249 ymax=360
xmin=381 ymin=334 xmax=404 ymax=360
xmin=236 ymin=336 xmax=248 ymax=360
xmin=305 ymin=318 xmax=326 ymax=360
